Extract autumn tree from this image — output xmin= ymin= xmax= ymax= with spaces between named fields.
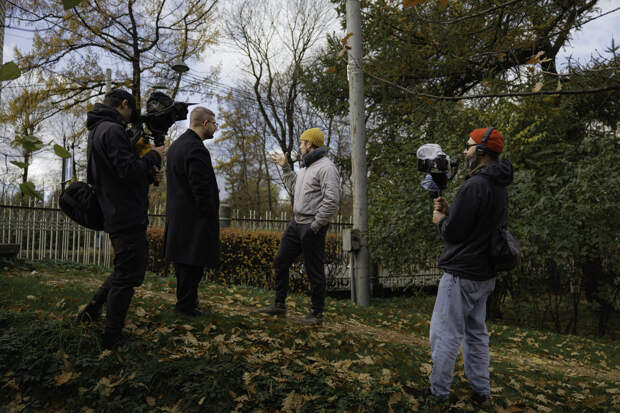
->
xmin=7 ymin=0 xmax=219 ymax=112
xmin=294 ymin=0 xmax=620 ymax=336
xmin=0 ymin=70 xmax=55 ymax=198
xmin=214 ymin=93 xmax=280 ymax=215
xmin=223 ymin=0 xmax=335 ymax=170
xmin=301 ymin=0 xmax=617 ymax=266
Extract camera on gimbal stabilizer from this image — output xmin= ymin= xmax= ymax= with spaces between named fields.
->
xmin=130 ymin=92 xmax=196 ymax=148
xmin=416 ymin=144 xmax=459 ymax=198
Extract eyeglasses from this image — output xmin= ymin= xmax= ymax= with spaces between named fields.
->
xmin=464 ymin=142 xmax=477 ymax=150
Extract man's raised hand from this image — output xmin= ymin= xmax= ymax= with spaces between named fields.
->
xmin=270 ymin=152 xmax=288 ymax=168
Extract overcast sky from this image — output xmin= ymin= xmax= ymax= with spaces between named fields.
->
xmin=1 ymin=0 xmax=618 ymax=199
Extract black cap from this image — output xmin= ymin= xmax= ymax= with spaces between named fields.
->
xmin=106 ymin=89 xmax=138 ymax=122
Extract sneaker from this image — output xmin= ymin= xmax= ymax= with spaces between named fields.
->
xmin=419 ymin=387 xmax=450 ymax=406
xmin=101 ymin=332 xmax=128 ymax=350
xmin=471 ymin=392 xmax=491 ymax=408
xmin=256 ymin=302 xmax=286 ymax=316
xmin=299 ymin=311 xmax=323 ymax=326
xmin=76 ymin=301 xmax=101 ymax=323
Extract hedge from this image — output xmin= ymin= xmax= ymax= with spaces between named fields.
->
xmin=146 ymin=227 xmax=346 ymax=294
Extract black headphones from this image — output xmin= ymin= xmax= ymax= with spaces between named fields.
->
xmin=476 ymin=126 xmax=495 ymax=156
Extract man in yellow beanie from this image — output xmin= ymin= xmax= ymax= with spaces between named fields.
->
xmin=257 ymin=127 xmax=340 ymax=325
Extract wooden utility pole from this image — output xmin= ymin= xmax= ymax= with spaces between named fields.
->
xmin=346 ymin=0 xmax=370 ymax=306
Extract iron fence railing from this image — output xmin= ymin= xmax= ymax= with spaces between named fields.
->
xmin=0 ymin=198 xmax=352 ymax=277
xmin=0 ymin=197 xmax=441 ymax=290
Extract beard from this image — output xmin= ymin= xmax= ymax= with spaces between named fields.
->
xmin=465 ymin=153 xmax=479 ymax=171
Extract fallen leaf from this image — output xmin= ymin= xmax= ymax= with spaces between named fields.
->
xmin=55 ymin=371 xmax=80 ymax=386
xmin=282 ymin=390 xmax=305 ymax=413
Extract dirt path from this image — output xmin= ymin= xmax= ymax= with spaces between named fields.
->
xmin=40 ymin=274 xmax=620 ymax=384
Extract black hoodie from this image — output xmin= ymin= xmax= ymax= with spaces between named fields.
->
xmin=86 ymin=103 xmax=161 ymax=234
xmin=437 ymin=158 xmax=514 ymax=281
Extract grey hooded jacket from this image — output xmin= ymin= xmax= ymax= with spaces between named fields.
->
xmin=282 ymin=147 xmax=341 ymax=232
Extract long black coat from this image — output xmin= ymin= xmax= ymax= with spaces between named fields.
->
xmin=164 ymin=129 xmax=219 ymax=268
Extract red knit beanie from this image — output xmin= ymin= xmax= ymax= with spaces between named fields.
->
xmin=469 ymin=128 xmax=504 ymax=154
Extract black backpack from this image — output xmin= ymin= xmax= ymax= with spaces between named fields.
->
xmin=483 ymin=171 xmax=522 ymax=272
xmin=489 ymin=226 xmax=522 ymax=272
xmin=59 ymin=132 xmax=104 ymax=230
xmin=59 ymin=182 xmax=104 ymax=230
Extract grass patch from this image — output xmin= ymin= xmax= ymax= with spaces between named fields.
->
xmin=1 ymin=260 xmax=618 ymax=412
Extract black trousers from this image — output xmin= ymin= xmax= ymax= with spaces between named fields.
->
xmin=91 ymin=228 xmax=148 ymax=336
xmin=274 ymin=220 xmax=328 ymax=314
xmin=174 ymin=262 xmax=203 ymax=312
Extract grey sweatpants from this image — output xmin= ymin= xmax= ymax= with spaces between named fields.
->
xmin=429 ymin=272 xmax=496 ymax=399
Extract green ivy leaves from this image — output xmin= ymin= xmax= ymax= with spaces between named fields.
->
xmin=53 ymin=144 xmax=72 ymax=159
xmin=18 ymin=181 xmax=43 ymax=200
xmin=0 ymin=62 xmax=21 ymax=81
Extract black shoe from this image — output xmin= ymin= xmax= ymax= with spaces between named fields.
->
xmin=175 ymin=307 xmax=207 ymax=317
xmin=300 ymin=311 xmax=323 ymax=326
xmin=256 ymin=303 xmax=286 ymax=316
xmin=101 ymin=332 xmax=128 ymax=350
xmin=471 ymin=392 xmax=491 ymax=408
xmin=76 ymin=301 xmax=101 ymax=323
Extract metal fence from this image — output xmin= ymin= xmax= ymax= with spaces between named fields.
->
xmin=0 ymin=197 xmax=351 ymax=271
xmin=0 ymin=197 xmax=440 ymax=290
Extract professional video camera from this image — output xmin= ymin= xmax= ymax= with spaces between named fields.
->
xmin=130 ymin=92 xmax=196 ymax=149
xmin=416 ymin=143 xmax=459 ymax=198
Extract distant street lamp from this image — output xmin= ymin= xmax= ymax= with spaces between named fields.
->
xmin=171 ymin=61 xmax=189 ymax=74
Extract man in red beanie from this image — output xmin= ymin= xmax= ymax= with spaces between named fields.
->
xmin=427 ymin=127 xmax=513 ymax=407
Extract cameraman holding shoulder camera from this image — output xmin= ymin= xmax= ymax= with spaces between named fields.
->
xmin=427 ymin=127 xmax=513 ymax=406
xmin=76 ymin=89 xmax=166 ymax=350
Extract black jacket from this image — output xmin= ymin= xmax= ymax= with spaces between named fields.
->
xmin=437 ymin=159 xmax=513 ymax=280
xmin=164 ymin=129 xmax=220 ymax=268
xmin=87 ymin=103 xmax=161 ymax=234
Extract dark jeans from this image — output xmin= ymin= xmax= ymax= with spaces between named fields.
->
xmin=174 ymin=262 xmax=204 ymax=312
xmin=90 ymin=228 xmax=147 ymax=336
xmin=274 ymin=220 xmax=328 ymax=314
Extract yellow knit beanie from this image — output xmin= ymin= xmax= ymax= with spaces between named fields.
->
xmin=300 ymin=128 xmax=324 ymax=148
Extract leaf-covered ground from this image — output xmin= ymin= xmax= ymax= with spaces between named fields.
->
xmin=0 ymin=260 xmax=618 ymax=412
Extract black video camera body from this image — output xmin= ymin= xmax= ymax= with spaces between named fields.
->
xmin=130 ymin=92 xmax=195 ymax=148
xmin=416 ymin=144 xmax=459 ymax=198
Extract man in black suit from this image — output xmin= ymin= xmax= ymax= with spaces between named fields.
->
xmin=164 ymin=107 xmax=220 ymax=316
